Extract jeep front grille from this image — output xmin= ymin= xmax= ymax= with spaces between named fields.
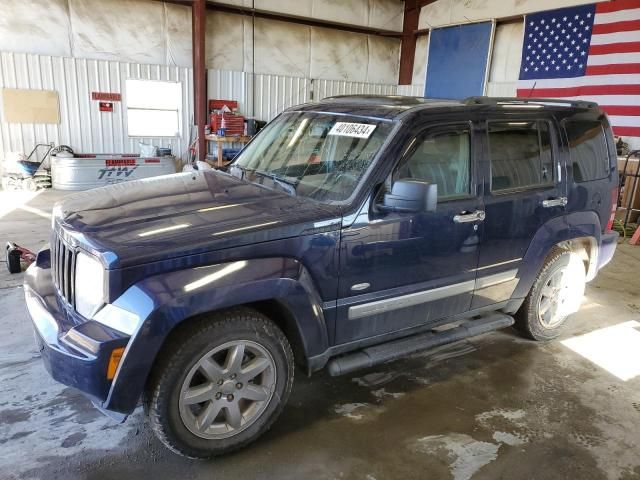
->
xmin=51 ymin=234 xmax=76 ymax=306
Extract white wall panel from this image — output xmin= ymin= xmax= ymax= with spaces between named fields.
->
xmin=217 ymin=0 xmax=404 ymax=31
xmin=418 ymin=0 xmax=608 ymax=29
xmin=0 ymin=0 xmax=71 ymax=58
xmin=311 ymin=0 xmax=370 ymax=28
xmin=206 ymin=11 xmax=245 ymax=72
xmin=310 ymin=28 xmax=369 ymax=82
xmin=165 ymin=3 xmax=194 ymax=67
xmin=0 ymin=52 xmax=193 ymax=163
xmin=249 ymin=19 xmax=312 ymax=78
xmin=486 ymin=82 xmax=518 ymax=97
xmin=367 ymin=36 xmax=401 ymax=85
xmin=0 ymin=0 xmax=400 ymax=83
xmin=487 ymin=20 xmax=524 ymax=97
xmin=489 ymin=21 xmax=524 ymax=83
xmin=369 ymin=0 xmax=405 ymax=32
xmin=69 ymin=0 xmax=167 ymax=66
xmin=409 ymin=34 xmax=429 ymax=90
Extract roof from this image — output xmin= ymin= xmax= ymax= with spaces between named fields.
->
xmin=286 ymin=95 xmax=599 ymax=121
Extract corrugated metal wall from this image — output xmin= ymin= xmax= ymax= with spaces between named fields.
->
xmin=207 ymin=69 xmax=397 ymax=121
xmin=397 ymin=84 xmax=425 ymax=96
xmin=0 ymin=52 xmax=399 ymax=163
xmin=250 ymin=74 xmax=312 ymax=121
xmin=0 ymin=52 xmax=194 ymax=162
xmin=313 ymin=78 xmax=396 ymax=100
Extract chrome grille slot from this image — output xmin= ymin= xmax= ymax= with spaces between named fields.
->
xmin=51 ymin=233 xmax=76 ymax=306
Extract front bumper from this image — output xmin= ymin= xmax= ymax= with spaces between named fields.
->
xmin=24 ymin=252 xmax=130 ymax=407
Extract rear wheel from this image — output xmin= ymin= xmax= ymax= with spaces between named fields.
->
xmin=515 ymin=248 xmax=586 ymax=341
xmin=144 ymin=308 xmax=294 ymax=458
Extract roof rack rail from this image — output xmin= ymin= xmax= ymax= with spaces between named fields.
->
xmin=464 ymin=96 xmax=597 ymax=109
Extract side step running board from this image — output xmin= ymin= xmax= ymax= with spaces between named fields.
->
xmin=327 ymin=313 xmax=514 ymax=376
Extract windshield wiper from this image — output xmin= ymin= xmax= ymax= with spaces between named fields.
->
xmin=231 ymin=164 xmax=298 ymax=196
xmin=252 ymin=170 xmax=298 ymax=196
xmin=229 ymin=164 xmax=251 ymax=179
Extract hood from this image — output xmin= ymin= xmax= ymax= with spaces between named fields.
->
xmin=54 ymin=170 xmax=342 ymax=268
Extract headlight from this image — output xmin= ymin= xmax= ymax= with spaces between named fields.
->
xmin=75 ymin=251 xmax=106 ymax=318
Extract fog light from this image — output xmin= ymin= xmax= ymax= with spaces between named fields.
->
xmin=107 ymin=347 xmax=125 ymax=380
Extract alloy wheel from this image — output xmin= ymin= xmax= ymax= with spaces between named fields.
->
xmin=178 ymin=340 xmax=276 ymax=439
xmin=538 ymin=268 xmax=570 ymax=328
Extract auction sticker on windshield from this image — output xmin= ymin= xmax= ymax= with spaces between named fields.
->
xmin=329 ymin=122 xmax=376 ymax=139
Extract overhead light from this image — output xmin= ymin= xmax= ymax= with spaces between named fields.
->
xmin=138 ymin=223 xmax=190 ymax=237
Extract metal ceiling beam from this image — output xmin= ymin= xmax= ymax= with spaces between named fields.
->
xmin=205 ymin=2 xmax=403 ymax=37
xmin=160 ymin=0 xmax=403 ymax=37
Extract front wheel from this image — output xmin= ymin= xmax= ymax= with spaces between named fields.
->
xmin=144 ymin=308 xmax=295 ymax=458
xmin=515 ymin=248 xmax=586 ymax=341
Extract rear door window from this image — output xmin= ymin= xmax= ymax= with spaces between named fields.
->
xmin=488 ymin=121 xmax=554 ymax=192
xmin=564 ymin=121 xmax=610 ymax=182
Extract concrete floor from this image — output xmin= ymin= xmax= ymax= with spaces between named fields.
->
xmin=1 ymin=189 xmax=640 ymax=480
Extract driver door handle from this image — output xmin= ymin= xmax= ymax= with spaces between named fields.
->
xmin=542 ymin=197 xmax=568 ymax=208
xmin=453 ymin=210 xmax=486 ymax=223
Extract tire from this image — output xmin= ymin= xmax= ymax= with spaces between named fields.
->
xmin=515 ymin=248 xmax=586 ymax=341
xmin=144 ymin=308 xmax=295 ymax=458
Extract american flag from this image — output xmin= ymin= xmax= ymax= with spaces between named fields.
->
xmin=517 ymin=0 xmax=640 ymax=138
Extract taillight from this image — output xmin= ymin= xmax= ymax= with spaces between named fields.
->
xmin=606 ymin=187 xmax=618 ymax=232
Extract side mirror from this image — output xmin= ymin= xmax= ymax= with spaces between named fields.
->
xmin=378 ymin=180 xmax=437 ymax=213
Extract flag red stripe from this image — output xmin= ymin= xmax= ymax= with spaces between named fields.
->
xmin=592 ymin=19 xmax=640 ymax=35
xmin=589 ymin=42 xmax=640 ymax=55
xmin=586 ymin=63 xmax=640 ymax=75
xmin=600 ymin=105 xmax=640 ymax=116
xmin=516 ymin=85 xmax=640 ymax=97
xmin=612 ymin=126 xmax=640 ymax=136
xmin=518 ymin=2 xmax=640 ymax=137
xmin=596 ymin=0 xmax=640 ymax=14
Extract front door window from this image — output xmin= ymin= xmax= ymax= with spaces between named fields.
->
xmin=396 ymin=129 xmax=471 ymax=200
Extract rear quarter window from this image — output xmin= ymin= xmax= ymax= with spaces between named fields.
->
xmin=564 ymin=120 xmax=610 ymax=182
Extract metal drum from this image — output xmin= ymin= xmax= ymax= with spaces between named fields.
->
xmin=51 ymin=153 xmax=177 ymax=191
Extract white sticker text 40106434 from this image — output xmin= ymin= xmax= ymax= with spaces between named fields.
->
xmin=328 ymin=122 xmax=377 ymax=139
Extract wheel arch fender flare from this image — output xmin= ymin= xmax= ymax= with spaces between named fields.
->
xmin=102 ymin=257 xmax=328 ymax=414
xmin=512 ymin=212 xmax=601 ymax=299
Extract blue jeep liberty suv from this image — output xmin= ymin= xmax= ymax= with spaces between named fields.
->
xmin=25 ymin=95 xmax=619 ymax=457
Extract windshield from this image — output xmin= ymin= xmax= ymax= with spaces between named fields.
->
xmin=230 ymin=112 xmax=393 ymax=203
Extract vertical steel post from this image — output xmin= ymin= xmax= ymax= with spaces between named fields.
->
xmin=399 ymin=0 xmax=420 ymax=86
xmin=192 ymin=0 xmax=206 ymax=161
